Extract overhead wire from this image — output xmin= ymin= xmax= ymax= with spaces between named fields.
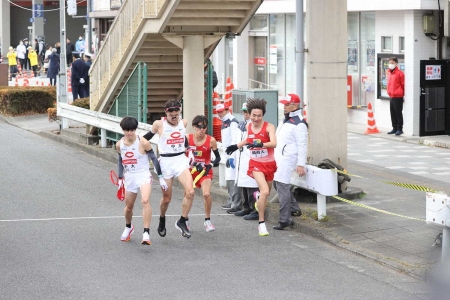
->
xmin=6 ymin=0 xmax=86 ymax=12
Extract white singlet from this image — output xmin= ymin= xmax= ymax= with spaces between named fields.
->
xmin=119 ymin=135 xmax=151 ymax=193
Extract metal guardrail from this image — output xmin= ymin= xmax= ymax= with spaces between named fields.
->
xmin=89 ymin=0 xmax=167 ymax=111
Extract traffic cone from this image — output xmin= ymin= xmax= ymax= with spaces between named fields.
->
xmin=302 ymin=106 xmax=307 ymax=122
xmin=364 ymin=102 xmax=381 ymax=134
xmin=224 ymin=77 xmax=234 ymax=113
xmin=41 ymin=81 xmax=44 ymax=86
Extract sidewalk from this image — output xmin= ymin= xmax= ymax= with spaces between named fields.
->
xmin=2 ymin=113 xmax=450 ymax=280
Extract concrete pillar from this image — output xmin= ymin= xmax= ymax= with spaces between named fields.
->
xmin=305 ymin=0 xmax=347 ymax=169
xmin=32 ymin=0 xmax=45 ymax=41
xmin=183 ymin=36 xmax=205 ymax=133
xmin=234 ymin=26 xmax=249 ymax=90
xmin=0 ymin=0 xmax=11 ymax=57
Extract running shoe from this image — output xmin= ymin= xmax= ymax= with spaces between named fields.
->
xmin=141 ymin=232 xmax=151 ymax=245
xmin=204 ymin=220 xmax=215 ymax=232
xmin=253 ymin=191 xmax=260 ymax=212
xmin=175 ymin=220 xmax=191 ymax=238
xmin=158 ymin=217 xmax=166 ymax=237
xmin=258 ymin=222 xmax=269 ymax=236
xmin=120 ymin=225 xmax=134 ymax=241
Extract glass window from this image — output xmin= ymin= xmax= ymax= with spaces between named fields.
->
xmin=250 ymin=15 xmax=268 ymax=31
xmin=399 ymin=36 xmax=405 ymax=53
xmin=381 ymin=36 xmax=392 ymax=52
xmin=347 ymin=13 xmax=360 ymax=106
xmin=269 ymin=14 xmax=285 ymax=95
xmin=360 ymin=12 xmax=375 ymax=106
xmin=225 ymin=37 xmax=234 ymax=82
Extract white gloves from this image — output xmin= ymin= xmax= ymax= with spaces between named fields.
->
xmin=117 ymin=178 xmax=124 ymax=190
xmin=79 ymin=78 xmax=85 ymax=84
xmin=159 ymin=177 xmax=168 ymax=191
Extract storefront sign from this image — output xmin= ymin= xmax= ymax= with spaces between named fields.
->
xmin=254 ymin=57 xmax=266 ymax=65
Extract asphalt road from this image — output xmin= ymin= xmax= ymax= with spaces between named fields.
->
xmin=0 ymin=122 xmax=430 ymax=299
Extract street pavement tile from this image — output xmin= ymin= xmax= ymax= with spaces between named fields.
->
xmin=373 ymin=235 xmax=399 ymax=243
xmin=366 ymin=245 xmax=412 ymax=259
xmin=390 ymin=242 xmax=431 ymax=255
xmin=403 ymin=224 xmax=434 ymax=233
xmin=328 ymin=226 xmax=359 ymax=237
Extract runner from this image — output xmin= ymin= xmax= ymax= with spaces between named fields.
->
xmin=116 ymin=116 xmax=166 ymax=245
xmin=143 ymin=100 xmax=195 ymax=238
xmin=225 ymin=98 xmax=277 ymax=236
xmin=187 ymin=115 xmax=221 ymax=232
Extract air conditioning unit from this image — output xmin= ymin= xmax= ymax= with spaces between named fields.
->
xmin=231 ymin=89 xmax=279 ymax=126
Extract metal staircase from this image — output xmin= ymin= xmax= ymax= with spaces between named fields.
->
xmin=89 ymin=0 xmax=262 ymax=123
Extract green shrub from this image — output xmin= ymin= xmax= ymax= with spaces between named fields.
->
xmin=71 ymin=97 xmax=90 ymax=109
xmin=0 ymin=86 xmax=56 ymax=116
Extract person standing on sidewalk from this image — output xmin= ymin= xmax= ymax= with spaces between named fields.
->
xmin=216 ymin=103 xmax=242 ymax=213
xmin=142 ymin=100 xmax=195 ymax=239
xmin=187 ymin=115 xmax=221 ymax=232
xmin=27 ymin=46 xmax=38 ymax=78
xmin=226 ymin=98 xmax=277 ymax=236
xmin=16 ymin=40 xmax=26 ymax=74
xmin=7 ymin=47 xmax=18 ymax=80
xmin=386 ymin=57 xmax=405 ymax=136
xmin=233 ymin=103 xmax=259 ymax=221
xmin=273 ymin=94 xmax=307 ymax=230
xmin=116 ymin=116 xmax=158 ymax=245
xmin=71 ymin=54 xmax=88 ymax=100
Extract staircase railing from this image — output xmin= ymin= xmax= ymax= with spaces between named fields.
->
xmin=89 ymin=0 xmax=168 ymax=112
xmin=106 ymin=62 xmax=148 ymax=142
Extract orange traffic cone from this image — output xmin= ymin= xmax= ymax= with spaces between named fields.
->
xmin=364 ymin=102 xmax=381 ymax=134
xmin=302 ymin=106 xmax=307 ymax=122
xmin=224 ymin=77 xmax=233 ymax=113
xmin=41 ymin=81 xmax=44 ymax=86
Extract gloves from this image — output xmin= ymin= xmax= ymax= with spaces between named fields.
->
xmin=226 ymin=158 xmax=235 ymax=169
xmin=159 ymin=177 xmax=168 ymax=191
xmin=204 ymin=164 xmax=212 ymax=176
xmin=247 ymin=141 xmax=263 ymax=149
xmin=192 ymin=162 xmax=204 ymax=173
xmin=79 ymin=78 xmax=85 ymax=84
xmin=225 ymin=144 xmax=238 ymax=155
xmin=117 ymin=178 xmax=124 ymax=190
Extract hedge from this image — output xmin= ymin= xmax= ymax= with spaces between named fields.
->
xmin=0 ymin=86 xmax=56 ymax=116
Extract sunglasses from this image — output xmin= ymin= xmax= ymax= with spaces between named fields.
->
xmin=195 ymin=124 xmax=207 ymax=129
xmin=165 ymin=106 xmax=181 ymax=112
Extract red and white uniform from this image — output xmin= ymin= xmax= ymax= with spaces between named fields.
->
xmin=188 ymin=134 xmax=213 ymax=188
xmin=157 ymin=118 xmax=188 ymax=179
xmin=119 ymin=135 xmax=151 ymax=193
xmin=246 ymin=122 xmax=277 ymax=181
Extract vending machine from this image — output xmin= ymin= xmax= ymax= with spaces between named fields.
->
xmin=419 ymin=60 xmax=450 ymax=136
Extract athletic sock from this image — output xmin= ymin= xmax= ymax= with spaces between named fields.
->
xmin=205 ymin=218 xmax=210 ymax=221
xmin=144 ymin=228 xmax=149 ymax=233
xmin=126 ymin=223 xmax=131 ymax=228
xmin=258 ymin=221 xmax=265 ymax=224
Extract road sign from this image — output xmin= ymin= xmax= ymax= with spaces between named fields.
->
xmin=33 ymin=4 xmax=44 ymax=18
xmin=29 ymin=17 xmax=34 ymax=23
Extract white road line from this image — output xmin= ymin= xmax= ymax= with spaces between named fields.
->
xmin=0 ymin=214 xmax=232 ymax=222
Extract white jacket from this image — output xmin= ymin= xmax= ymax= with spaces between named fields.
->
xmin=220 ymin=112 xmax=239 ymax=180
xmin=234 ymin=120 xmax=258 ymax=188
xmin=273 ymin=109 xmax=308 ymax=184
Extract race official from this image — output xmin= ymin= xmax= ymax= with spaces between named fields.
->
xmin=273 ymin=94 xmax=307 ymax=230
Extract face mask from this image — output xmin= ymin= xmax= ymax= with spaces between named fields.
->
xmin=79 ymin=38 xmax=82 ymax=40
xmin=20 ymin=42 xmax=23 ymax=45
xmin=388 ymin=64 xmax=396 ymax=70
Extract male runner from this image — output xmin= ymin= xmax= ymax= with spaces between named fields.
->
xmin=143 ymin=100 xmax=195 ymax=238
xmin=225 ymin=98 xmax=277 ymax=236
xmin=187 ymin=115 xmax=221 ymax=232
xmin=117 ymin=116 xmax=166 ymax=245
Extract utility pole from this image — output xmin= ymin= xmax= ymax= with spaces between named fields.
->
xmin=59 ymin=0 xmax=68 ymax=129
xmin=296 ymin=0 xmax=304 ymax=106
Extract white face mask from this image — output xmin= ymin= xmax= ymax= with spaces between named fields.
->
xmin=388 ymin=63 xmax=396 ymax=70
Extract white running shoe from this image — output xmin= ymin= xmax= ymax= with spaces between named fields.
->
xmin=258 ymin=222 xmax=269 ymax=236
xmin=253 ymin=191 xmax=260 ymax=212
xmin=141 ymin=232 xmax=151 ymax=245
xmin=204 ymin=220 xmax=216 ymax=232
xmin=121 ymin=225 xmax=134 ymax=241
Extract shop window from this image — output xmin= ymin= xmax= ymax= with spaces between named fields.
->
xmin=381 ymin=36 xmax=393 ymax=52
xmin=377 ymin=53 xmax=405 ymax=99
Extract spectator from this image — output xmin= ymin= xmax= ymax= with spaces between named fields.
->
xmin=28 ymin=46 xmax=38 ymax=77
xmin=43 ymin=45 xmax=52 ymax=75
xmin=7 ymin=46 xmax=18 ymax=79
xmin=66 ymin=38 xmax=75 ymax=66
xmin=23 ymin=38 xmax=30 ymax=70
xmin=83 ymin=52 xmax=92 ymax=96
xmin=55 ymin=42 xmax=61 ymax=54
xmin=16 ymin=40 xmax=26 ymax=73
xmin=75 ymin=35 xmax=85 ymax=53
xmin=47 ymin=48 xmax=60 ymax=86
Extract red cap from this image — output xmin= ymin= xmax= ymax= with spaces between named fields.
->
xmin=216 ymin=103 xmax=228 ymax=112
xmin=279 ymin=93 xmax=301 ymax=105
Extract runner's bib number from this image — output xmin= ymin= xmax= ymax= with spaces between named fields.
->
xmin=250 ymin=148 xmax=268 ymax=158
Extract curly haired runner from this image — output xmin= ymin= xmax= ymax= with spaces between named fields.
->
xmin=225 ymin=98 xmax=277 ymax=236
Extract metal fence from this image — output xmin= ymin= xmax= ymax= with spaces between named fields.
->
xmin=106 ymin=62 xmax=148 ymax=141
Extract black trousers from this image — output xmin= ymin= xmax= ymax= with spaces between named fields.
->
xmin=390 ymin=97 xmax=404 ymax=131
xmin=242 ymin=187 xmax=258 ymax=212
